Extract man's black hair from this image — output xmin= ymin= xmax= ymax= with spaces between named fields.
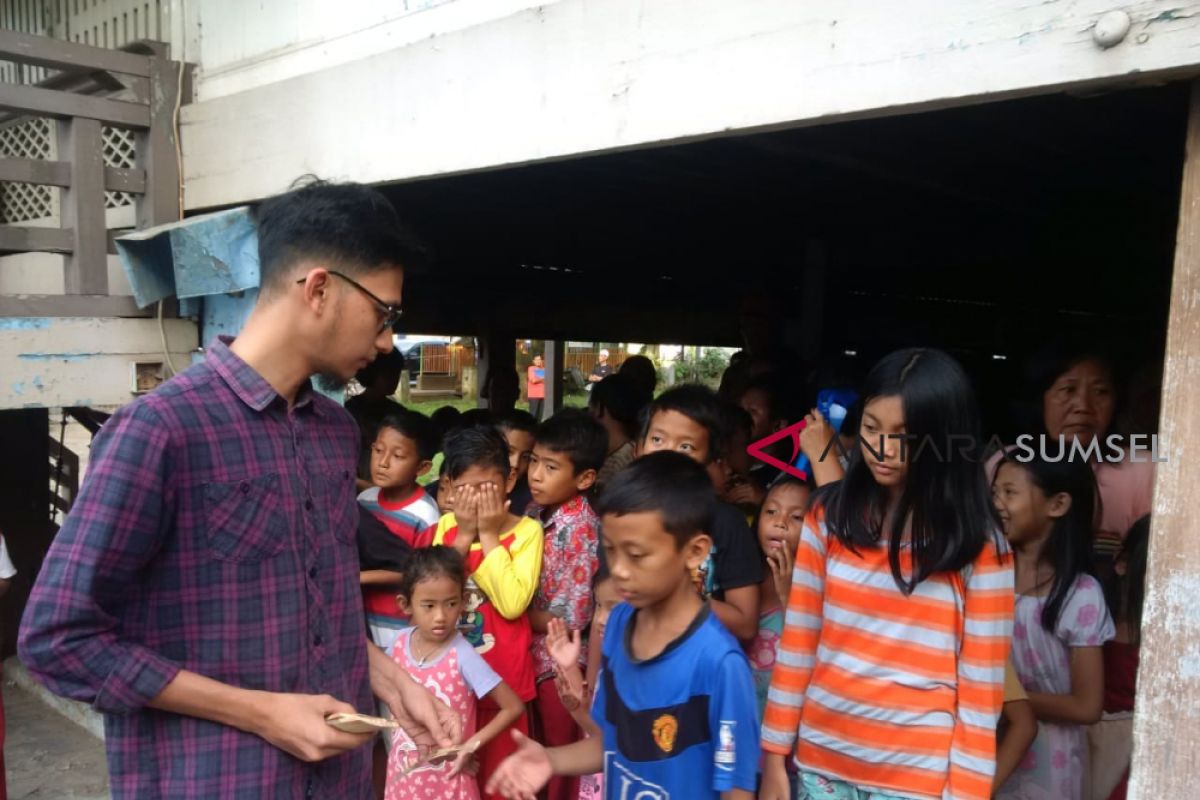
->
xmin=355 ymin=348 xmax=405 ymax=388
xmin=638 ymin=383 xmax=726 ymax=463
xmin=618 ymin=355 xmax=658 ymax=398
xmin=496 ymin=409 xmax=538 ymax=436
xmin=254 ymin=177 xmax=430 ymax=292
xmin=377 ymin=410 xmax=439 ymax=462
xmin=442 ymin=425 xmax=511 ymax=481
xmin=534 ymin=408 xmax=608 ymax=474
xmin=429 ymin=406 xmax=463 ymax=445
xmin=458 ymin=408 xmax=494 ymax=430
xmin=589 ymin=373 xmax=650 ymax=440
xmin=594 ymin=451 xmax=716 ymax=547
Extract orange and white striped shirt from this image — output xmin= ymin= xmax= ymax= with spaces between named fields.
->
xmin=761 ymin=503 xmax=1013 ymax=800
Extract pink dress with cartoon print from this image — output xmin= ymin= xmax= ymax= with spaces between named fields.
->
xmin=386 ymin=629 xmax=501 ymax=800
xmin=996 ymin=574 xmax=1114 ymax=800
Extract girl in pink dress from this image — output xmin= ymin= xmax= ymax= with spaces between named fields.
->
xmin=993 ymin=456 xmax=1114 ymax=800
xmin=386 ymin=547 xmax=524 ymax=800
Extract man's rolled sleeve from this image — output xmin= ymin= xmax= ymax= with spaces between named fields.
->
xmin=19 ymin=400 xmax=182 ymax=714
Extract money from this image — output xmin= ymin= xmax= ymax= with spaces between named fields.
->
xmin=400 ymin=745 xmax=472 ymax=776
xmin=325 ymin=712 xmax=400 ymax=734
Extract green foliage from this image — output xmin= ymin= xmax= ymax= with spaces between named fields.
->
xmin=673 ymin=348 xmax=729 ymax=386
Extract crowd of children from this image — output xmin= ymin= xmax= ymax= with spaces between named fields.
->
xmin=349 ymin=341 xmax=1152 ymax=800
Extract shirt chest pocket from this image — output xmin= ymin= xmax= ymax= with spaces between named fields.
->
xmin=204 ymin=474 xmax=289 ymax=562
xmin=319 ymin=467 xmax=358 ymax=546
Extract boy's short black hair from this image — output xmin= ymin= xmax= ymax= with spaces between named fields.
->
xmin=535 ymin=408 xmax=608 ymax=474
xmin=396 ymin=545 xmax=467 ymax=600
xmin=254 ymin=178 xmax=430 ymax=293
xmin=639 ymin=384 xmax=726 ymax=463
xmin=496 ymin=409 xmax=538 ymax=436
xmin=443 ymin=425 xmax=512 ymax=481
xmin=594 ymin=451 xmax=716 ymax=547
xmin=377 ymin=410 xmax=438 ymax=462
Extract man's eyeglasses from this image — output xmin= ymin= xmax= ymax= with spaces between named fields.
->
xmin=296 ymin=270 xmax=403 ymax=333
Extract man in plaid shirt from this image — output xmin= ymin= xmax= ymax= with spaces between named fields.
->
xmin=18 ymin=180 xmax=460 ymax=798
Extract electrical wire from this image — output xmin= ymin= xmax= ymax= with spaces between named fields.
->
xmin=156 ymin=57 xmax=187 ymax=377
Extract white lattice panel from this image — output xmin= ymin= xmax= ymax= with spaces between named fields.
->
xmin=0 ymin=118 xmax=59 ymax=224
xmin=102 ymin=126 xmax=136 ymax=209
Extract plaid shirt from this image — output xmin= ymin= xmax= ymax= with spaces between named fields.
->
xmin=18 ymin=337 xmax=372 ymax=799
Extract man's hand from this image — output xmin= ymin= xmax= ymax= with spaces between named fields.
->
xmin=249 ymin=691 xmax=374 ymax=762
xmin=368 ymin=644 xmax=461 ymax=752
xmin=477 ymin=482 xmax=510 ymax=539
xmin=485 ymin=730 xmax=553 ymax=800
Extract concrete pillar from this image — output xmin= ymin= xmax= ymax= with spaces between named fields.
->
xmin=544 ymin=340 xmax=566 ymax=419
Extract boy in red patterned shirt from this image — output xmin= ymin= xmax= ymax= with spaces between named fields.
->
xmin=524 ymin=409 xmax=608 ymax=800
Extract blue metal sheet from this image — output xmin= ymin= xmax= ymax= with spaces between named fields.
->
xmin=199 ymin=290 xmax=258 ymax=347
xmin=115 ymin=207 xmax=260 ymax=307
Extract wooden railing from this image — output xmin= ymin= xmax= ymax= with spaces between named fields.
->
xmin=418 ymin=343 xmax=476 ymax=375
xmin=47 ymin=433 xmax=79 ymax=524
xmin=565 ymin=349 xmax=626 ymax=377
xmin=0 ymin=30 xmax=186 ymax=316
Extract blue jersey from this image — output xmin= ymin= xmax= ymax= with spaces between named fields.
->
xmin=594 ymin=602 xmax=759 ymax=800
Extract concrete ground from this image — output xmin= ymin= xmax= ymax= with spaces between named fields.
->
xmin=4 ymin=677 xmax=108 ymax=799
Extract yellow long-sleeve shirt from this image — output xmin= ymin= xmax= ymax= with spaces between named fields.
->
xmin=431 ymin=513 xmax=544 ymax=700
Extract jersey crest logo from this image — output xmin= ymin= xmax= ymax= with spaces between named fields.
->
xmin=715 ymin=720 xmax=736 ymax=769
xmin=651 ymin=714 xmax=678 ymax=753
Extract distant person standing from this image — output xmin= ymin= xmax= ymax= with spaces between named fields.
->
xmin=527 ymin=354 xmax=546 ymax=420
xmin=587 ymin=349 xmax=613 ymax=386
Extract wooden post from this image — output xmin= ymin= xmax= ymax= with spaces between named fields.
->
xmin=136 ymin=52 xmax=183 ymax=230
xmin=1128 ymin=79 xmax=1200 ymax=799
xmin=58 ymin=117 xmax=106 ymax=294
xmin=477 ymin=328 xmax=517 ymax=411
xmin=544 ymin=339 xmax=565 ymax=419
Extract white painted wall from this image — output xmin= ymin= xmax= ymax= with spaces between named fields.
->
xmin=179 ymin=0 xmax=561 ymax=101
xmin=0 ymin=253 xmax=135 ymax=296
xmin=0 ymin=317 xmax=198 ymax=410
xmin=179 ymin=0 xmax=1200 ymax=211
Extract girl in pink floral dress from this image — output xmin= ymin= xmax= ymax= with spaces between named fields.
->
xmin=386 ymin=547 xmax=524 ymax=800
xmin=993 ymin=456 xmax=1114 ymax=800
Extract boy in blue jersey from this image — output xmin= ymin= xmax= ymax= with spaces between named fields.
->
xmin=486 ymin=451 xmax=759 ymax=800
